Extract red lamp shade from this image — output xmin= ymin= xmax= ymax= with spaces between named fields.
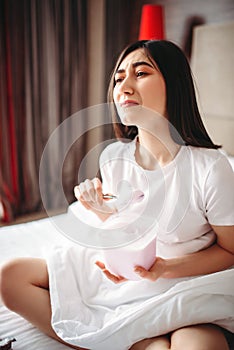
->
xmin=139 ymin=4 xmax=165 ymax=40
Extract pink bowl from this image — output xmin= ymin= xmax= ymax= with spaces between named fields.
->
xmin=102 ymin=232 xmax=156 ymax=281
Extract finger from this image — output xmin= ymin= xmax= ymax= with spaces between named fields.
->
xmin=75 ymin=181 xmax=94 ymax=203
xmin=103 ymin=270 xmax=127 ymax=284
xmin=95 ymin=261 xmax=106 ymax=269
xmin=74 ymin=185 xmax=84 ymax=202
xmin=93 ymin=177 xmax=103 ymax=205
xmin=74 ymin=185 xmax=91 ymax=210
xmin=74 ymin=185 xmax=80 ymax=199
xmin=79 ymin=180 xmax=94 ymax=202
xmin=79 ymin=197 xmax=92 ymax=210
xmin=84 ymin=179 xmax=96 ymax=201
xmin=95 ymin=261 xmax=127 ymax=284
xmin=134 ymin=266 xmax=157 ymax=281
xmin=74 ymin=183 xmax=87 ymax=200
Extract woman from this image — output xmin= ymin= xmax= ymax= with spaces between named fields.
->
xmin=0 ymin=40 xmax=233 ymax=350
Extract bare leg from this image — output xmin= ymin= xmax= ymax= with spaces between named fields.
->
xmin=129 ymin=335 xmax=170 ymax=349
xmin=129 ymin=324 xmax=229 ymax=350
xmin=0 ymin=257 xmax=86 ymax=350
xmin=170 ymin=324 xmax=229 ymax=350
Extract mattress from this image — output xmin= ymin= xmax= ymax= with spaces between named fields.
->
xmin=0 ymin=214 xmax=75 ymax=350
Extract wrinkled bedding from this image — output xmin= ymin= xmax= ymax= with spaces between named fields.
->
xmin=0 ymin=214 xmax=74 ymax=350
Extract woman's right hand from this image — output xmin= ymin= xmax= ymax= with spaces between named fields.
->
xmin=74 ymin=177 xmax=117 ymax=221
xmin=95 ymin=261 xmax=127 ymax=284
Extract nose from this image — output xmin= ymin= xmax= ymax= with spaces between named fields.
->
xmin=117 ymin=76 xmax=134 ymax=95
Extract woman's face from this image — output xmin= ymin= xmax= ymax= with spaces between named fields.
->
xmin=113 ymin=48 xmax=167 ymax=127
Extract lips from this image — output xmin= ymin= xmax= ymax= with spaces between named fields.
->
xmin=120 ymin=100 xmax=139 ymax=108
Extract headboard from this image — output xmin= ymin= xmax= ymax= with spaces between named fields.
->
xmin=191 ymin=21 xmax=234 ymax=156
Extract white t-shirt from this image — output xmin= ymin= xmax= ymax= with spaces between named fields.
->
xmin=99 ymin=139 xmax=234 ymax=258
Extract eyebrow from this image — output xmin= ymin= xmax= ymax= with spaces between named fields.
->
xmin=115 ymin=61 xmax=154 ymax=75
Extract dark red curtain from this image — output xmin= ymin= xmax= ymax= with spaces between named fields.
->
xmin=0 ymin=0 xmax=26 ymax=221
xmin=0 ymin=0 xmax=88 ymax=223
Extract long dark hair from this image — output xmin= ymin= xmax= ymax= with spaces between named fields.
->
xmin=107 ymin=40 xmax=220 ymax=149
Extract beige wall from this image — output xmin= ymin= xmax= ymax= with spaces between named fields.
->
xmin=191 ymin=21 xmax=234 ymax=155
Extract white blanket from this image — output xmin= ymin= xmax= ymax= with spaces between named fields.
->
xmin=47 ymin=204 xmax=234 ymax=350
xmin=47 ymin=246 xmax=234 ymax=350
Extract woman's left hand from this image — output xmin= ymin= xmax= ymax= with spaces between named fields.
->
xmin=134 ymin=257 xmax=166 ymax=281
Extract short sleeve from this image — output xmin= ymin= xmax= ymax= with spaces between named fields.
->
xmin=204 ymin=156 xmax=234 ymax=225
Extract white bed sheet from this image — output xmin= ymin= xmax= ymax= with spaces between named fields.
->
xmin=0 ymin=214 xmax=75 ymax=350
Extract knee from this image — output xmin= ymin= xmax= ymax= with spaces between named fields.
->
xmin=170 ymin=328 xmax=192 ymax=350
xmin=170 ymin=325 xmax=229 ymax=350
xmin=0 ymin=258 xmax=24 ymax=310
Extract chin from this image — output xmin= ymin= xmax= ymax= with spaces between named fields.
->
xmin=119 ymin=106 xmax=142 ymax=126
